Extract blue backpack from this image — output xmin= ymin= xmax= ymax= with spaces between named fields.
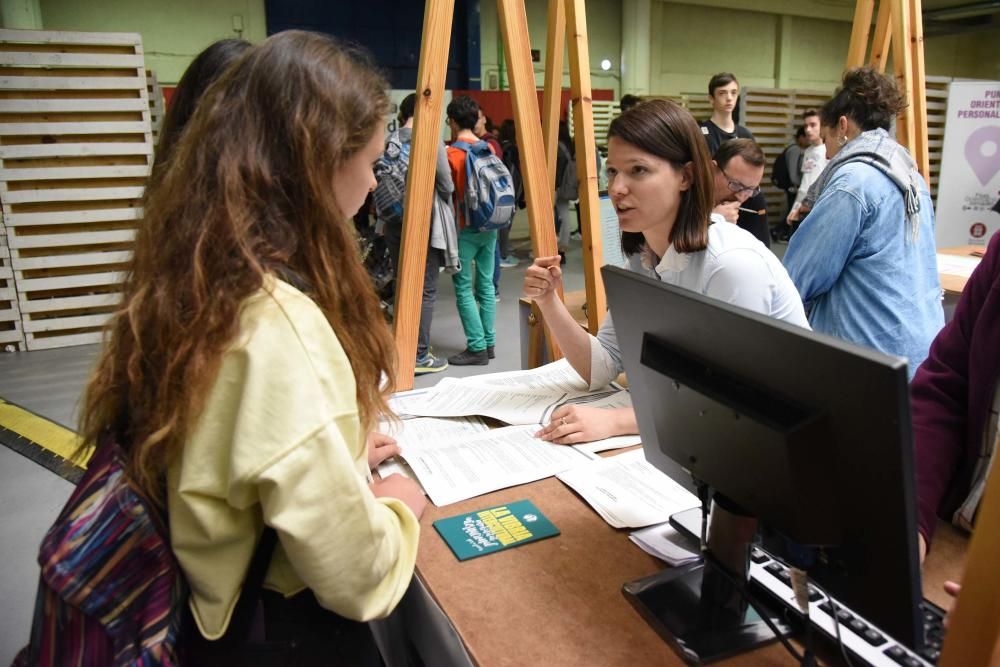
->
xmin=452 ymin=140 xmax=516 ymax=232
xmin=373 ymin=131 xmax=411 ymax=225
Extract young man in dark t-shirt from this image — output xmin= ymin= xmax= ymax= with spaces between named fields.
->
xmin=699 ymin=72 xmax=770 ymax=248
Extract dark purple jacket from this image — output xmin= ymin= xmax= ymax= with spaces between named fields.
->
xmin=911 ymin=232 xmax=1000 ymax=545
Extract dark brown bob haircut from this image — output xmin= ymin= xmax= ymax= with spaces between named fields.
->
xmin=608 ymin=99 xmax=714 ymax=257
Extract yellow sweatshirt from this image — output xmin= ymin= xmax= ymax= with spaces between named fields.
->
xmin=167 ymin=277 xmax=419 ymax=640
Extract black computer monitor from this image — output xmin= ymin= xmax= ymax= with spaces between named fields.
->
xmin=602 ymin=265 xmax=924 ymax=650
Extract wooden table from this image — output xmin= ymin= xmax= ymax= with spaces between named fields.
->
xmin=415 ymin=475 xmax=967 ymax=666
xmin=938 ymin=245 xmax=984 ymax=295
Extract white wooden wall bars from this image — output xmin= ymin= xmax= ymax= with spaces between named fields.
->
xmin=0 ymin=29 xmax=153 ymax=351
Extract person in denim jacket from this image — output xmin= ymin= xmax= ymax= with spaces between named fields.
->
xmin=783 ymin=68 xmax=943 ymax=379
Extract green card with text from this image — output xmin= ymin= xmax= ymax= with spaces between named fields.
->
xmin=433 ymin=499 xmax=559 ymax=561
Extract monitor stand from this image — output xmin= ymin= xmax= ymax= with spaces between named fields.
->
xmin=623 ymin=558 xmax=790 ymax=665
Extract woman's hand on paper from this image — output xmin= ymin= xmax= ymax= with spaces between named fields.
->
xmin=535 ymin=404 xmax=628 ymax=445
xmin=367 ymin=431 xmax=401 ymax=470
xmin=523 ymin=256 xmax=563 ymax=303
xmin=371 ymin=474 xmax=427 ymax=519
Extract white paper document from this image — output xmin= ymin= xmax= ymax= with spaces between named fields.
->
xmin=937 ymin=253 xmax=981 ymax=278
xmin=401 ymin=424 xmax=591 ymax=506
xmin=381 ymin=363 xmax=640 ymax=506
xmin=399 ymin=372 xmax=629 ymax=426
xmin=397 ymin=377 xmax=567 ymax=425
xmin=629 ymin=522 xmax=701 ymax=566
xmin=572 ymin=434 xmax=642 ymax=457
xmin=379 ymin=415 xmax=489 ymax=450
xmin=556 ymin=449 xmax=700 ymax=528
xmin=459 ymin=358 xmax=591 ymax=394
xmin=388 ymin=387 xmax=437 ymax=417
xmin=376 ymin=416 xmax=488 ymax=487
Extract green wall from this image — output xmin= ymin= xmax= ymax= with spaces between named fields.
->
xmin=480 ymin=0 xmax=623 ymax=95
xmin=37 ymin=0 xmax=267 ymax=84
xmin=924 ymin=31 xmax=1000 ymax=82
xmin=784 ymin=15 xmax=853 ymax=89
xmin=647 ymin=1 xmax=999 ymax=97
xmin=25 ymin=0 xmax=1000 ymax=93
xmin=651 ymin=3 xmax=780 ymax=95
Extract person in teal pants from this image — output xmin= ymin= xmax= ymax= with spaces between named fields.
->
xmin=445 ymin=95 xmax=497 ymax=366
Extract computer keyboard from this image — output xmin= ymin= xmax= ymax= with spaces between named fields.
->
xmin=748 ymin=548 xmax=947 ymax=667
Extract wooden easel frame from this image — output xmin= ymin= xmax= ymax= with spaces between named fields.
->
xmin=845 ymin=0 xmax=930 ymax=178
xmin=524 ymin=0 xmax=609 ymax=369
xmin=938 ymin=452 xmax=1000 ymax=665
xmin=393 ymin=0 xmax=603 ymax=388
xmin=850 ymin=6 xmax=999 ymax=662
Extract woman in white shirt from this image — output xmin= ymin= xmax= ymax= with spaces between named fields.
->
xmin=524 ymin=99 xmax=808 ymax=444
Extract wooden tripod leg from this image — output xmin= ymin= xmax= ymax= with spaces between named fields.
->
xmin=869 ymin=0 xmax=892 ymax=73
xmin=542 ymin=0 xmax=565 ymax=190
xmin=908 ymin=0 xmax=930 ymax=180
xmin=938 ymin=457 xmax=1000 ymax=666
xmin=847 ymin=0 xmax=876 ymax=69
xmin=565 ymin=0 xmax=606 ymax=334
xmin=498 ymin=0 xmax=562 ymax=364
xmin=890 ymin=0 xmax=916 ymax=153
xmin=393 ymin=0 xmax=455 ymax=390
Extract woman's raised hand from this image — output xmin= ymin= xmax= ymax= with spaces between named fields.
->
xmin=523 ymin=256 xmax=564 ymax=302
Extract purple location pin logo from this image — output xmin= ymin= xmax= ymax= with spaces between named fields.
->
xmin=965 ymin=126 xmax=1000 ymax=186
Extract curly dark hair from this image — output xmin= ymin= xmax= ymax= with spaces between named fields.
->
xmin=447 ymin=95 xmax=480 ymax=130
xmin=820 ymin=67 xmax=906 ymax=132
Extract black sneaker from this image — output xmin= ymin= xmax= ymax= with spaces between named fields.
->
xmin=448 ymin=348 xmax=489 ymax=365
xmin=487 ymin=345 xmax=495 ymax=359
xmin=414 ymin=353 xmax=448 ymax=375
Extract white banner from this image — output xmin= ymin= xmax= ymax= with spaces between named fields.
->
xmin=935 ymin=81 xmax=1000 ymax=248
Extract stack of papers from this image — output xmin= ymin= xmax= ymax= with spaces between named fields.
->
xmin=395 ymin=424 xmax=592 ymax=506
xmin=629 ymin=523 xmax=701 ymax=567
xmin=376 ymin=360 xmax=641 ymax=506
xmin=937 ymin=253 xmax=981 ymax=278
xmin=556 ymin=449 xmax=699 ymax=529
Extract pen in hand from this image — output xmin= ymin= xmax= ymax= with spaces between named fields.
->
xmin=738 ymin=207 xmax=766 ymax=215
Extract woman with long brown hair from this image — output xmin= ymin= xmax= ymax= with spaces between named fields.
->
xmin=524 ymin=100 xmax=807 ymax=444
xmin=79 ymin=31 xmax=424 ymax=661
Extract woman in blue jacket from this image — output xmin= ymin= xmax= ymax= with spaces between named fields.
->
xmin=783 ymin=67 xmax=943 ymax=379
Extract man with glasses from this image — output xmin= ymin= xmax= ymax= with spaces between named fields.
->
xmin=700 ymin=72 xmax=771 ymax=247
xmin=709 ymin=139 xmax=767 ymax=240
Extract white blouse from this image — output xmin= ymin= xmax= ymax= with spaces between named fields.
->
xmin=588 ymin=220 xmax=810 ymax=390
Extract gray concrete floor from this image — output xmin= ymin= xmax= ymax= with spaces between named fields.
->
xmin=0 ymin=211 xmax=787 ymax=661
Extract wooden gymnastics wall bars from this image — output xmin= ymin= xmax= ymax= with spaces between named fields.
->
xmin=393 ymin=0 xmax=604 ymax=388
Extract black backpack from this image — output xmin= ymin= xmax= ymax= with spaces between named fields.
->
xmin=772 ymin=146 xmax=794 ymax=192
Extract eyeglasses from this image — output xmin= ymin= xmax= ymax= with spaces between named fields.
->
xmin=721 ymin=167 xmax=761 ymax=197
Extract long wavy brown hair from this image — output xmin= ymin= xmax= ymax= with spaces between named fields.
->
xmin=80 ymin=31 xmax=396 ymax=500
